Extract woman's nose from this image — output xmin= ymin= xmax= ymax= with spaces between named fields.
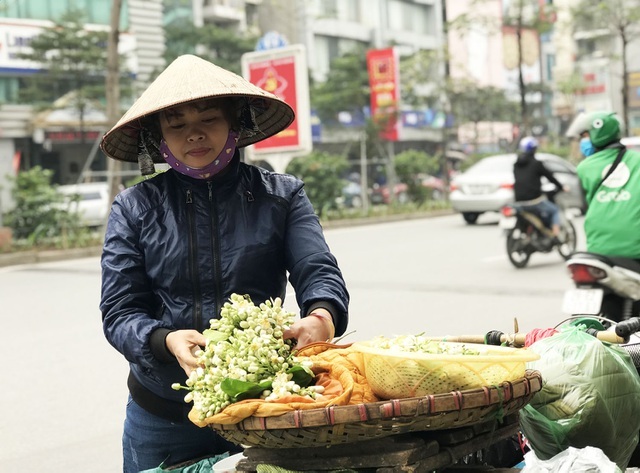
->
xmin=187 ymin=126 xmax=205 ymax=141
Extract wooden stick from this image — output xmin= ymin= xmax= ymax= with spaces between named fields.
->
xmin=427 ymin=330 xmax=626 ymax=347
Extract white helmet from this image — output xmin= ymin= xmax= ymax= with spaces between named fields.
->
xmin=518 ymin=136 xmax=538 ymax=153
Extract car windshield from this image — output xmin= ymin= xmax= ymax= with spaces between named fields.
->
xmin=466 ymin=156 xmax=514 ymax=175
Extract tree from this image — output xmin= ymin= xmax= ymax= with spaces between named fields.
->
xmin=286 ymin=151 xmax=348 ymax=215
xmin=447 ymin=80 xmax=519 ymax=151
xmin=17 ymin=9 xmax=116 ymax=142
xmin=310 ymin=47 xmax=371 ymax=125
xmin=572 ymin=0 xmax=640 ymax=133
xmin=106 ymin=0 xmax=124 ymax=208
xmin=164 ymin=20 xmax=258 ymax=74
xmin=449 ymin=0 xmax=555 ymax=135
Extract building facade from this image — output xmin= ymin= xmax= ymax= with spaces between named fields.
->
xmin=0 ymin=0 xmax=164 ymax=215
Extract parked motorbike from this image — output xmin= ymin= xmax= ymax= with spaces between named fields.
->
xmin=500 ymin=189 xmax=577 ymax=268
xmin=563 ymin=252 xmax=640 ymax=324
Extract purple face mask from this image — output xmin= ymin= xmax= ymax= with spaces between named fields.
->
xmin=160 ymin=130 xmax=239 ymax=179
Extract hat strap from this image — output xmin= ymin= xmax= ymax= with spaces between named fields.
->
xmin=160 ymin=131 xmax=239 ymax=180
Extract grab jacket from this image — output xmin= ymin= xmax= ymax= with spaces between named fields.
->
xmin=577 ymin=146 xmax=640 ymax=258
xmin=100 ymin=153 xmax=349 ymax=409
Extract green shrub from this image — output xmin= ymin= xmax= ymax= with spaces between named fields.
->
xmin=394 ymin=149 xmax=440 ymax=205
xmin=286 ymin=151 xmax=348 ymax=216
xmin=4 ymin=166 xmax=89 ymax=247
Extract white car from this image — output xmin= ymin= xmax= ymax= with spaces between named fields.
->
xmin=449 ymin=153 xmax=586 ymax=224
xmin=622 ymin=136 xmax=640 ymax=152
xmin=57 ymin=182 xmax=110 ymax=228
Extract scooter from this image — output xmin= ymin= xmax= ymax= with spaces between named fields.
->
xmin=563 ymin=252 xmax=640 ymax=324
xmin=500 ymin=189 xmax=577 ymax=268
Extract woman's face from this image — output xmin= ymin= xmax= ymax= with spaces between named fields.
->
xmin=159 ymin=99 xmax=231 ymax=169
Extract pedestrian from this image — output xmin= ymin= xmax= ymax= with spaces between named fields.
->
xmin=99 ymin=54 xmax=350 ymax=472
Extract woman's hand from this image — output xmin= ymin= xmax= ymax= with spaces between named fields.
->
xmin=165 ymin=329 xmax=206 ymax=376
xmin=283 ymin=309 xmax=335 ymax=349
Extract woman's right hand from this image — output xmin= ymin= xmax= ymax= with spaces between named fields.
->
xmin=165 ymin=329 xmax=206 ymax=376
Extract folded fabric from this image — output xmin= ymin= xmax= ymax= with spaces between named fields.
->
xmin=189 ymin=343 xmax=379 ymax=426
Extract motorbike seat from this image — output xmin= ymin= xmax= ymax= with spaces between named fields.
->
xmin=570 ymin=251 xmax=640 ymax=273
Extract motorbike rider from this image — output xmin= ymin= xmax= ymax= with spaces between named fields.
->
xmin=577 ymin=111 xmax=640 ymax=260
xmin=513 ymin=136 xmax=569 ymax=244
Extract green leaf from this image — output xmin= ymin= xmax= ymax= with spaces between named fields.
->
xmin=287 ymin=365 xmax=314 ymax=388
xmin=220 ymin=378 xmax=272 ymax=402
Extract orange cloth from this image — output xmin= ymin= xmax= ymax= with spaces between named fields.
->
xmin=189 ymin=342 xmax=379 ymax=426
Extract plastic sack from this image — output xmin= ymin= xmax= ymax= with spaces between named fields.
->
xmin=139 ymin=453 xmax=228 ymax=473
xmin=521 ymin=446 xmax=622 ymax=473
xmin=519 ymin=327 xmax=640 ymax=470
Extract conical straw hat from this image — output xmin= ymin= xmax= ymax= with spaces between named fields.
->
xmin=100 ymin=54 xmax=295 ymax=163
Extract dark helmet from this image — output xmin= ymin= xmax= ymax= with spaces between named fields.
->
xmin=518 ymin=136 xmax=538 ymax=153
xmin=588 ymin=112 xmax=621 ymax=148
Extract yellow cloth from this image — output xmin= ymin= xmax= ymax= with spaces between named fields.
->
xmin=189 ymin=342 xmax=379 ymax=426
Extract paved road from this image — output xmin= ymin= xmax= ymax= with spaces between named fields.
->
xmin=0 ymin=212 xmax=585 ymax=472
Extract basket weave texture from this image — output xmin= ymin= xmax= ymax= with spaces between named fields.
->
xmin=354 ymin=341 xmax=540 ymax=399
xmin=208 ymin=370 xmax=542 ymax=448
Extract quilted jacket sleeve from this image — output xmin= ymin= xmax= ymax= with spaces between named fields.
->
xmin=100 ymin=192 xmax=173 ymax=368
xmin=283 ymin=184 xmax=350 ymax=336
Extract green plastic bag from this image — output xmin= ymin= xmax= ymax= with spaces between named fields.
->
xmin=139 ymin=452 xmax=229 ymax=473
xmin=519 ymin=327 xmax=640 ymax=470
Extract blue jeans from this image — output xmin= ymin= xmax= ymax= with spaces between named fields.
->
xmin=123 ymin=396 xmax=240 ymax=473
xmin=518 ymin=199 xmax=560 ymax=229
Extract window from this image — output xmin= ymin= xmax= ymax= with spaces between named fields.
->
xmin=387 ymin=0 xmax=434 ymax=35
xmin=0 ymin=0 xmax=128 ymax=27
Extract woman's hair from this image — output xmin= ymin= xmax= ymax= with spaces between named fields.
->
xmin=140 ymin=96 xmax=242 ymax=143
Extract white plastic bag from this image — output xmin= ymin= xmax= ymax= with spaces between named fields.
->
xmin=521 ymin=446 xmax=622 ymax=473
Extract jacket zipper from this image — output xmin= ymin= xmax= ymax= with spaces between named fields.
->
xmin=208 ymin=182 xmax=223 ymax=321
xmin=186 ymin=189 xmax=204 ymax=331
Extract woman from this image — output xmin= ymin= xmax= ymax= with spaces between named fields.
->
xmin=99 ymin=54 xmax=349 ymax=472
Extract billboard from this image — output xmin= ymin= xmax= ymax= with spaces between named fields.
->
xmin=241 ymin=44 xmax=311 ymax=155
xmin=366 ymin=47 xmax=401 ymax=141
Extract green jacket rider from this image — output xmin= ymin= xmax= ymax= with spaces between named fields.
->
xmin=577 ymin=112 xmax=640 ymax=259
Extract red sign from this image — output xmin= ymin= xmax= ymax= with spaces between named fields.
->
xmin=246 ymin=55 xmax=300 ymax=152
xmin=45 ymin=130 xmax=101 ymax=143
xmin=367 ymin=47 xmax=401 ymax=141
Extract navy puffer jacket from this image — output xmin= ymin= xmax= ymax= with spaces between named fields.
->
xmin=100 ymin=153 xmax=349 ymax=403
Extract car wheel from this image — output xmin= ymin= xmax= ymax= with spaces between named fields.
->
xmin=350 ymin=195 xmax=363 ymax=208
xmin=462 ymin=212 xmax=480 ymax=224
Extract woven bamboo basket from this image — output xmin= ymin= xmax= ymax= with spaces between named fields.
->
xmin=208 ymin=370 xmax=542 ymax=449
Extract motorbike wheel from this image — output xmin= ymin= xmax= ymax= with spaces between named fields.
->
xmin=556 ymin=220 xmax=577 ymax=259
xmin=506 ymin=228 xmax=531 ymax=268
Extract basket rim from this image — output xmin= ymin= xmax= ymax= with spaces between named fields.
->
xmin=352 ymin=340 xmax=540 ymax=363
xmin=210 ymin=370 xmax=542 ymax=433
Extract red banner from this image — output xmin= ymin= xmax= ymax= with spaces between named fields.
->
xmin=246 ymin=55 xmax=300 ymax=152
xmin=367 ymin=47 xmax=400 ymax=141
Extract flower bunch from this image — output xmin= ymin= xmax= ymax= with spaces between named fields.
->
xmin=172 ymin=293 xmax=322 ymax=419
xmin=369 ymin=334 xmax=481 ymax=355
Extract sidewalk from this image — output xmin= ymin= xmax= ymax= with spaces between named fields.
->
xmin=0 ymin=208 xmax=453 ymax=269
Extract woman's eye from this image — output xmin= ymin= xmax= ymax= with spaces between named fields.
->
xmin=169 ymin=124 xmax=184 ymax=129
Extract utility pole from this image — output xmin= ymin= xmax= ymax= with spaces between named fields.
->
xmin=106 ymin=0 xmax=122 ymax=217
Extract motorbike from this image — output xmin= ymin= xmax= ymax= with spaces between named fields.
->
xmin=500 ymin=188 xmax=578 ymax=268
xmin=563 ymin=251 xmax=640 ymax=324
